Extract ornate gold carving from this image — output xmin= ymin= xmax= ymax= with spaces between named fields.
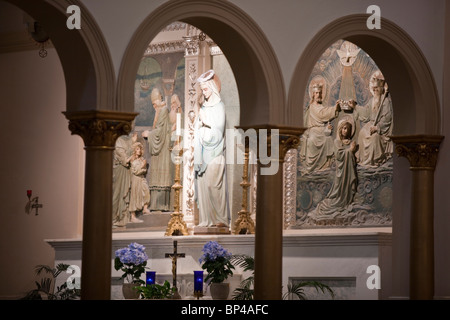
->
xmin=234 ymin=146 xmax=255 ymax=234
xmin=165 ymin=212 xmax=189 ymax=236
xmin=251 ymin=153 xmax=257 ymax=218
xmin=63 ymin=110 xmax=137 ymax=148
xmin=392 ymin=135 xmax=444 ymax=170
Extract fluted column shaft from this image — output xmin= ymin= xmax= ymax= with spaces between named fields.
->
xmin=392 ymin=135 xmax=444 ymax=300
xmin=64 ymin=110 xmax=137 ymax=300
xmin=240 ymin=125 xmax=304 ymax=300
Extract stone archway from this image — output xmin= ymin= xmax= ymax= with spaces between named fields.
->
xmin=3 ymin=0 xmax=131 ymax=300
xmin=288 ymin=14 xmax=440 ymax=134
xmin=117 ymin=0 xmax=285 ymax=125
xmin=117 ymin=0 xmax=294 ymax=300
xmin=6 ymin=0 xmax=116 ymax=111
xmin=287 ymin=14 xmax=443 ymax=300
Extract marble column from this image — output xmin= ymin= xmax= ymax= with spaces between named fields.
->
xmin=392 ymin=135 xmax=444 ymax=300
xmin=239 ymin=125 xmax=304 ymax=300
xmin=64 ymin=110 xmax=137 ymax=300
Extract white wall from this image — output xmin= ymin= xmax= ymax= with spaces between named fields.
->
xmin=0 ymin=48 xmax=84 ymax=298
xmin=81 ymin=0 xmax=445 ymax=107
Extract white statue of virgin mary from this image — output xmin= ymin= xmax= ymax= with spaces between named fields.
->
xmin=193 ymin=69 xmax=230 ymax=228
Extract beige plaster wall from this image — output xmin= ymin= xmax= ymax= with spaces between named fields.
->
xmin=0 ymin=48 xmax=83 ymax=298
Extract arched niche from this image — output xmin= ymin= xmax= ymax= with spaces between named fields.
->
xmin=288 ymin=14 xmax=441 ymax=136
xmin=289 ymin=39 xmax=394 ymax=229
xmin=117 ymin=0 xmax=285 ymax=127
xmin=5 ymin=0 xmax=115 ymax=111
xmin=121 ymin=21 xmax=249 ymax=233
xmin=287 ymin=15 xmax=442 ymax=298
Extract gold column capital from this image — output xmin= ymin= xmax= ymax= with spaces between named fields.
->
xmin=391 ymin=135 xmax=444 ymax=170
xmin=63 ymin=110 xmax=138 ymax=148
xmin=237 ymin=124 xmax=305 ymax=162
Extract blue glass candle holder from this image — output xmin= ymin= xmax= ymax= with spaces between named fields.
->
xmin=146 ymin=271 xmax=156 ymax=285
xmin=194 ymin=271 xmax=204 ymax=299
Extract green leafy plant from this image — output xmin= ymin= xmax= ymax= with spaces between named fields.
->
xmin=282 ymin=281 xmax=335 ymax=300
xmin=21 ymin=263 xmax=81 ymax=300
xmin=230 ymin=255 xmax=254 ymax=300
xmin=230 ymin=254 xmax=335 ymax=300
xmin=199 ymin=241 xmax=235 ymax=284
xmin=136 ymin=280 xmax=175 ymax=299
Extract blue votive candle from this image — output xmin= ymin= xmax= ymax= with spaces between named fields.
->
xmin=194 ymin=271 xmax=203 ymax=292
xmin=146 ymin=271 xmax=156 ymax=285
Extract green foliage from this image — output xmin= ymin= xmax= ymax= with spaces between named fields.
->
xmin=114 ymin=242 xmax=149 ymax=285
xmin=230 ymin=254 xmax=335 ymax=300
xmin=114 ymin=256 xmax=147 ymax=285
xmin=202 ymin=257 xmax=235 ymax=284
xmin=282 ymin=281 xmax=335 ymax=300
xmin=136 ymin=281 xmax=175 ymax=299
xmin=230 ymin=255 xmax=254 ymax=300
xmin=199 ymin=241 xmax=235 ymax=284
xmin=21 ymin=263 xmax=81 ymax=300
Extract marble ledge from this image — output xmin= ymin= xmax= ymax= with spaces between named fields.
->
xmin=45 ymin=227 xmax=392 ymax=251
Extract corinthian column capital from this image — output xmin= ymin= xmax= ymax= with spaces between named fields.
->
xmin=391 ymin=135 xmax=444 ymax=170
xmin=63 ymin=110 xmax=138 ymax=148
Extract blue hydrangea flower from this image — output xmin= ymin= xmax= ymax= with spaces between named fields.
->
xmin=198 ymin=241 xmax=234 ymax=283
xmin=199 ymin=241 xmax=232 ymax=264
xmin=115 ymin=242 xmax=148 ymax=266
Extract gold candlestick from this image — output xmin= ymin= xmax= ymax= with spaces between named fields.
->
xmin=234 ymin=146 xmax=255 ymax=234
xmin=165 ymin=121 xmax=189 ymax=236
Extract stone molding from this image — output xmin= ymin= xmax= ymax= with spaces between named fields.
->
xmin=392 ymin=135 xmax=444 ymax=170
xmin=46 ymin=229 xmax=392 ymax=253
xmin=63 ymin=110 xmax=137 ymax=148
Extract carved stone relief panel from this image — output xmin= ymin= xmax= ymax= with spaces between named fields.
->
xmin=291 ymin=40 xmax=393 ymax=229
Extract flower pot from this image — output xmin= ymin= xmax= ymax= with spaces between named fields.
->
xmin=122 ymin=283 xmax=141 ymax=299
xmin=210 ymin=282 xmax=230 ymax=300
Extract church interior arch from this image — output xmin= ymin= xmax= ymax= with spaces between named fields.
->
xmin=287 ymin=14 xmax=442 ymax=299
xmin=117 ymin=21 xmax=245 ymax=233
xmin=117 ymin=0 xmax=285 ymax=128
xmin=4 ymin=0 xmax=115 ymax=112
xmin=288 ymin=14 xmax=441 ymax=136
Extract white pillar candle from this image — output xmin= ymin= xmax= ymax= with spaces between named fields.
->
xmin=176 ymin=112 xmax=181 ymax=136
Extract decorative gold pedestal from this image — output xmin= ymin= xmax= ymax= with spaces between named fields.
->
xmin=166 ymin=212 xmax=189 ymax=236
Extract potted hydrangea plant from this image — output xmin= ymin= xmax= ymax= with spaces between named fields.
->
xmin=114 ymin=242 xmax=149 ymax=299
xmin=199 ymin=241 xmax=235 ymax=300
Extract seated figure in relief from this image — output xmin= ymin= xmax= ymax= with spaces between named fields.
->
xmin=300 ymin=83 xmax=341 ymax=173
xmin=348 ymin=72 xmax=393 ymax=167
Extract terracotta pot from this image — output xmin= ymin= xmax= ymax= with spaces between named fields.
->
xmin=210 ymin=282 xmax=230 ymax=300
xmin=122 ymin=283 xmax=141 ymax=299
